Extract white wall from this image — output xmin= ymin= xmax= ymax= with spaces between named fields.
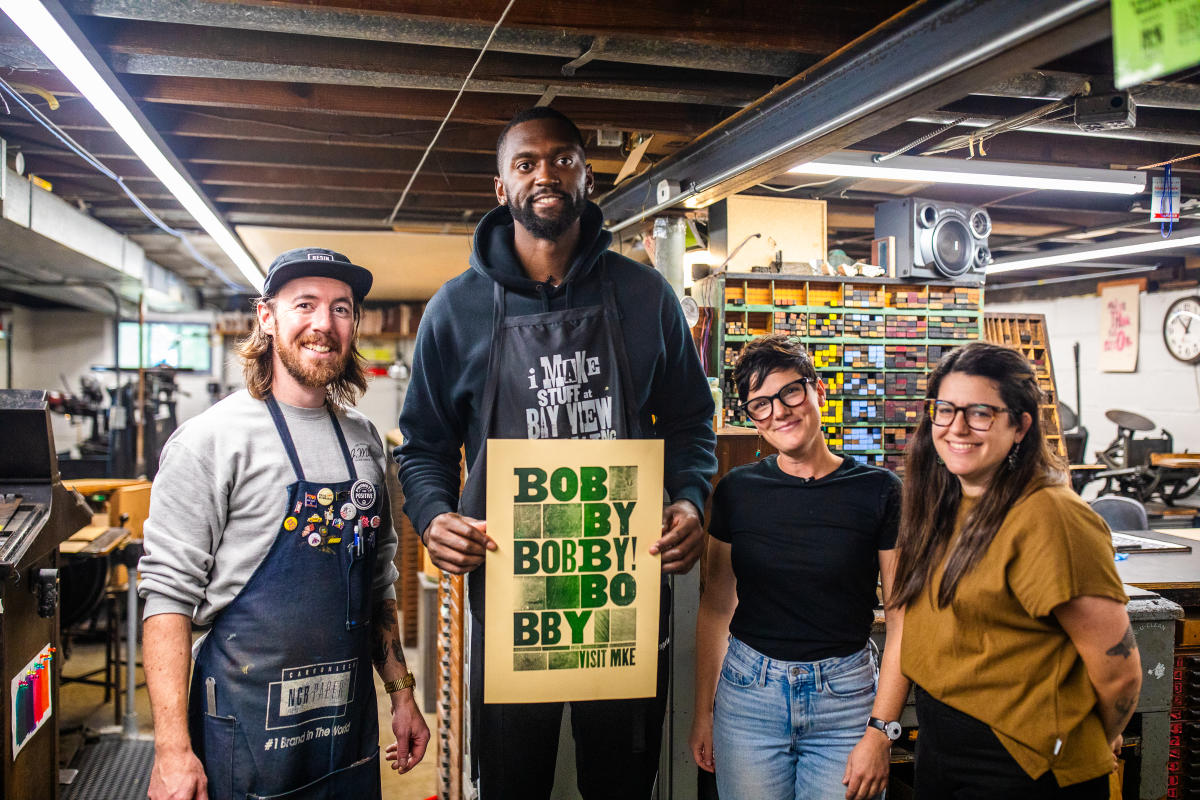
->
xmin=988 ymin=287 xmax=1200 ymax=456
xmin=8 ymin=307 xmax=222 ymax=454
xmin=8 ymin=305 xmax=416 ymax=451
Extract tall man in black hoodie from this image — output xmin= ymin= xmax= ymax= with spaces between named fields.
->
xmin=396 ymin=107 xmax=717 ymax=798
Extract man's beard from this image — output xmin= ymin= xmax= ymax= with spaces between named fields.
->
xmin=275 ymin=334 xmax=349 ymax=389
xmin=507 ymin=187 xmax=587 ymax=241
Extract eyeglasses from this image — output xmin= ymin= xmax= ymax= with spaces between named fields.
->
xmin=928 ymin=400 xmax=1009 ymax=432
xmin=741 ymin=379 xmax=812 ymax=421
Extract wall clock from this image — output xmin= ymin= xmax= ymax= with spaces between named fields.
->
xmin=1163 ymin=295 xmax=1200 ymax=363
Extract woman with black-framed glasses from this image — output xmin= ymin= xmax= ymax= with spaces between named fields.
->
xmin=892 ymin=341 xmax=1141 ymax=799
xmin=690 ymin=334 xmax=908 ymax=800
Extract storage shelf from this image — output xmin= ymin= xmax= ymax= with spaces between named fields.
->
xmin=701 ymin=272 xmax=984 ymax=465
xmin=983 ymin=312 xmax=1066 ymax=459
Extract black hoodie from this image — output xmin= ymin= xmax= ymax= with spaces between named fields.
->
xmin=396 ymin=202 xmax=717 ymax=538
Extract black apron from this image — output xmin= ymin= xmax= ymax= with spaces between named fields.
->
xmin=461 ymin=270 xmax=669 ymax=776
xmin=188 ymin=396 xmax=385 ymax=800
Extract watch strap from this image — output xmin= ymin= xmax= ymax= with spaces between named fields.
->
xmin=383 ymin=673 xmax=415 ymax=694
xmin=867 ymin=716 xmax=901 ymax=741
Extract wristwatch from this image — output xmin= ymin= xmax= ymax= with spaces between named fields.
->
xmin=868 ymin=716 xmax=902 ymax=741
xmin=383 ymin=673 xmax=416 ymax=694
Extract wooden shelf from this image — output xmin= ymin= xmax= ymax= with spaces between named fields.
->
xmin=983 ymin=312 xmax=1067 ymax=458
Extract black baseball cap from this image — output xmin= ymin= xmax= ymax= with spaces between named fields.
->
xmin=262 ymin=247 xmax=373 ymax=302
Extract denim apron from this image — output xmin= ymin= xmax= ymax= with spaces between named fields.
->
xmin=459 ymin=268 xmax=672 ymax=780
xmin=188 ymin=395 xmax=384 ymax=799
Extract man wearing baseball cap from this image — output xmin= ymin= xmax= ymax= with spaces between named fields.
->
xmin=140 ymin=248 xmax=429 ymax=800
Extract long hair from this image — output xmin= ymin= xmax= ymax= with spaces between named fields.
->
xmin=889 ymin=341 xmax=1066 ymax=610
xmin=235 ymin=296 xmax=369 ymax=409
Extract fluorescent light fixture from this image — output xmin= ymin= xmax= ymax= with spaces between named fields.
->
xmin=0 ymin=1 xmax=264 ymax=292
xmin=989 ymin=229 xmax=1200 ymax=274
xmin=789 ymin=151 xmax=1146 ymax=195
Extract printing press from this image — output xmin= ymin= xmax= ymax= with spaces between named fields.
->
xmin=0 ymin=390 xmax=92 ymax=799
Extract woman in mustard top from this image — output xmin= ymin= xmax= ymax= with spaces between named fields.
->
xmin=891 ymin=342 xmax=1142 ymax=798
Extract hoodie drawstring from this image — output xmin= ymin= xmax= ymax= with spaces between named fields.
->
xmin=535 ymin=282 xmax=551 ymax=312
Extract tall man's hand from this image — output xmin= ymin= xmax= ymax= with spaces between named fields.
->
xmin=423 ymin=512 xmax=496 ymax=573
xmin=148 ymin=747 xmax=208 ymax=800
xmin=653 ymin=500 xmax=704 ymax=574
xmin=384 ymin=689 xmax=431 ymax=774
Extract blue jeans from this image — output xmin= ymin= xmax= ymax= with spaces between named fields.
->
xmin=713 ymin=636 xmax=878 ymax=800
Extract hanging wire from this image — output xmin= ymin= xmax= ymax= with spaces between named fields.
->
xmin=873 ymin=113 xmax=972 ymax=162
xmin=386 ymin=0 xmax=517 ymax=224
xmin=1160 ymin=162 xmax=1174 ymax=239
xmin=1138 ymin=151 xmax=1200 ymax=170
xmin=921 ymin=99 xmax=1071 ymax=157
xmin=756 ymin=177 xmax=841 ymax=193
xmin=0 ymin=76 xmax=243 ymax=291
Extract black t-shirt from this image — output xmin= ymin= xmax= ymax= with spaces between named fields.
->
xmin=709 ymin=454 xmax=901 ymax=662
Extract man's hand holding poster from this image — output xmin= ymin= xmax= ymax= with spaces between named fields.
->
xmin=484 ymin=438 xmax=664 ymax=703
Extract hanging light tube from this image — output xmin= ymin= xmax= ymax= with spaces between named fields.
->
xmin=789 ymin=151 xmax=1146 ymax=195
xmin=0 ymin=1 xmax=264 ymax=291
xmin=989 ymin=229 xmax=1200 ymax=273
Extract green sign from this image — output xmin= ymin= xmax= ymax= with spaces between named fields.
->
xmin=1113 ymin=0 xmax=1200 ymax=89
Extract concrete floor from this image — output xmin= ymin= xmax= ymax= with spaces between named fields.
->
xmin=58 ymin=618 xmax=438 ymax=799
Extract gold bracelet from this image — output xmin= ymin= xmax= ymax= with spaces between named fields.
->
xmin=383 ymin=673 xmax=415 ymax=694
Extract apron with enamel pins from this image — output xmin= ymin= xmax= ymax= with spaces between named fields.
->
xmin=188 ymin=395 xmax=385 ymax=800
xmin=460 ymin=269 xmax=670 ymax=779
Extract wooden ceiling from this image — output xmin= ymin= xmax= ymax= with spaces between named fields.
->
xmin=0 ymin=0 xmax=1198 ymax=299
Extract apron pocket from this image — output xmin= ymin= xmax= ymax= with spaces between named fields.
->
xmin=247 ymin=748 xmax=381 ymax=800
xmin=202 ymin=713 xmax=240 ymax=800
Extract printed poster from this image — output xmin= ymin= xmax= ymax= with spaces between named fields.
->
xmin=1112 ymin=0 xmax=1200 ymax=89
xmin=1099 ymin=282 xmax=1141 ymax=372
xmin=484 ymin=438 xmax=663 ymax=703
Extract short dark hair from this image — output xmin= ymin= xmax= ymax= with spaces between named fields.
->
xmin=732 ymin=334 xmax=818 ymax=402
xmin=496 ymin=107 xmax=586 ymax=172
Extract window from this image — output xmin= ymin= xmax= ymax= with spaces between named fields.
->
xmin=118 ymin=322 xmax=212 ymax=372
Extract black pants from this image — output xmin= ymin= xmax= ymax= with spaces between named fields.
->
xmin=477 ymin=642 xmax=670 ymax=800
xmin=913 ymin=686 xmax=1110 ymax=800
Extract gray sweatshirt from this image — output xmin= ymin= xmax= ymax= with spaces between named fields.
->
xmin=138 ymin=390 xmax=399 ymax=629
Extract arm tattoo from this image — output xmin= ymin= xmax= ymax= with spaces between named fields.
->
xmin=370 ymin=599 xmax=399 ymax=668
xmin=1105 ymin=625 xmax=1137 ymax=659
xmin=1115 ymin=693 xmax=1136 ymax=717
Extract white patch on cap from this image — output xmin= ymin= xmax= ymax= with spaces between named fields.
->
xmin=309 ymin=253 xmax=333 ymax=261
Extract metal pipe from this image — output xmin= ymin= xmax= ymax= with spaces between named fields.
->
xmin=651 ymin=217 xmax=686 ymax=299
xmin=601 ymin=0 xmax=1108 ymax=227
xmin=123 ymin=551 xmax=139 ymax=736
xmin=910 ymin=112 xmax=1200 ymax=147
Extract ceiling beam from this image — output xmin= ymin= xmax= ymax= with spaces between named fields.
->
xmin=199 ymin=165 xmax=499 ymax=194
xmin=117 ymin=75 xmax=728 ymax=136
xmin=91 ymin=19 xmax=767 ymax=107
xmin=600 ymin=0 xmax=1113 ymax=226
xmin=208 ymin=186 xmax=495 ymax=210
xmin=3 ymin=70 xmax=728 ymax=135
xmin=975 ymin=70 xmax=1200 ymax=110
xmin=66 ymin=0 xmax=887 ymax=68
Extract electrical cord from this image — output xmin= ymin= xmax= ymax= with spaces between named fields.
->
xmin=386 ymin=0 xmax=517 ymax=224
xmin=756 ymin=177 xmax=840 ymax=193
xmin=922 ymin=99 xmax=1071 ymax=157
xmin=0 ymin=76 xmax=242 ymax=292
xmin=874 ymin=114 xmax=972 ymax=162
